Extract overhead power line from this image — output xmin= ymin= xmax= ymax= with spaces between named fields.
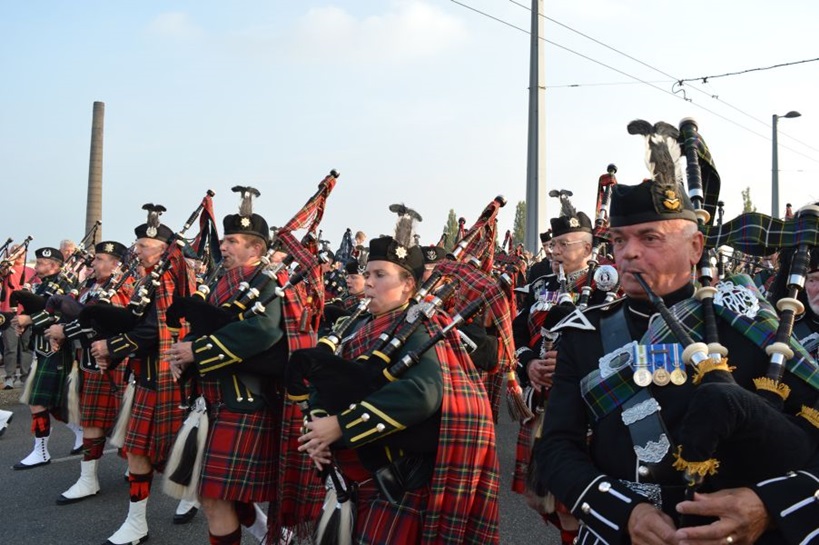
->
xmin=448 ymin=0 xmax=819 ymax=163
xmin=677 ymin=57 xmax=819 ymax=83
xmin=505 ymin=0 xmax=819 ymax=156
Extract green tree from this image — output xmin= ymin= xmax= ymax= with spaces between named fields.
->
xmin=442 ymin=209 xmax=459 ymax=252
xmin=741 ymin=187 xmax=756 ymax=213
xmin=512 ymin=201 xmax=526 ymax=247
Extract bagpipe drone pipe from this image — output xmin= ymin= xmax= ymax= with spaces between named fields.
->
xmin=629 ymin=119 xmax=819 ymax=501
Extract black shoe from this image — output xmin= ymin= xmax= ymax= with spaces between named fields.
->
xmin=70 ymin=445 xmax=83 ymax=455
xmin=172 ymin=506 xmax=198 ymax=525
xmin=3 ymin=384 xmax=12 ymax=390
xmin=13 ymin=459 xmax=51 ymax=470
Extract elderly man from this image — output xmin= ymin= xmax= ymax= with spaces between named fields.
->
xmin=535 ymin=177 xmax=819 ymax=545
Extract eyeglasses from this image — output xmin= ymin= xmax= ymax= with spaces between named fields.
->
xmin=548 ymin=240 xmax=585 ymax=251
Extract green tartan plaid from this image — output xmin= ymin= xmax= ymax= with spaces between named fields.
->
xmin=704 ymin=212 xmax=819 ymax=257
xmin=643 ymin=274 xmax=819 ymax=390
xmin=580 ymin=365 xmax=640 ymax=421
xmin=580 ymin=274 xmax=819 ymax=420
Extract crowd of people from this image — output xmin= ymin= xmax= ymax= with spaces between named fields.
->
xmin=1 ymin=121 xmax=819 ymax=545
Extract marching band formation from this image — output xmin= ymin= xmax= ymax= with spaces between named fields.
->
xmin=1 ymin=118 xmax=819 ymax=545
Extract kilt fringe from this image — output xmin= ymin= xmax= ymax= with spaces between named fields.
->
xmin=110 ymin=381 xmax=135 ymax=448
xmin=19 ymin=357 xmax=37 ymax=405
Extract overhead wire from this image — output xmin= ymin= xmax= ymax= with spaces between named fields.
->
xmin=504 ymin=0 xmax=819 ymax=157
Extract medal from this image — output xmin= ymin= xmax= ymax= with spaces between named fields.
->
xmin=653 ymin=367 xmax=670 ymax=386
xmin=634 ymin=369 xmax=652 ymax=387
xmin=670 ymin=368 xmax=687 ymax=386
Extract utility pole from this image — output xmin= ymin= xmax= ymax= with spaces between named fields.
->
xmin=524 ymin=0 xmax=547 ymax=254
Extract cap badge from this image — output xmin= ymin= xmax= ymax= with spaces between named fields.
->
xmin=240 ymin=217 xmax=251 ymax=228
xmin=42 ymin=249 xmax=52 ymax=257
xmin=662 ymin=189 xmax=681 ymax=211
xmin=425 ymin=249 xmax=437 ymax=261
xmin=395 ymin=246 xmax=408 ymax=260
xmin=104 ymin=243 xmax=115 ymax=253
xmin=569 ymin=217 xmax=580 ymax=228
xmin=146 ymin=226 xmax=158 ymax=238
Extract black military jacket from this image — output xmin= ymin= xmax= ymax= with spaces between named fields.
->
xmin=536 ymin=283 xmax=819 ymax=545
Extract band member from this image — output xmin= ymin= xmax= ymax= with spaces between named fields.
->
xmin=511 ymin=212 xmax=597 ymax=544
xmin=535 ymin=176 xmax=819 ymax=544
xmin=340 ymin=255 xmax=367 ymax=309
xmin=12 ymin=246 xmax=77 ymax=469
xmin=166 ymin=191 xmax=285 ymax=545
xmin=49 ymin=241 xmax=133 ymax=504
xmin=2 ymin=244 xmax=37 ymax=390
xmin=420 ymin=244 xmax=445 ymax=283
xmin=298 ymin=210 xmax=500 ymax=544
xmin=91 ymin=206 xmax=195 ymax=545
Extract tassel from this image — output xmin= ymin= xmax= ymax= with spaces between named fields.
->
xmin=163 ymin=396 xmax=209 ymax=500
xmin=19 ymin=357 xmax=38 ymax=405
xmin=672 ymin=445 xmax=720 ymax=477
xmin=109 ymin=381 xmax=135 ymax=448
xmin=753 ymin=376 xmax=792 ymax=401
xmin=505 ymin=371 xmax=534 ymax=422
xmin=797 ymin=405 xmax=819 ymax=429
xmin=66 ymin=360 xmax=81 ymax=425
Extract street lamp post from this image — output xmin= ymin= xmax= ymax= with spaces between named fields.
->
xmin=772 ymin=110 xmax=801 ymax=217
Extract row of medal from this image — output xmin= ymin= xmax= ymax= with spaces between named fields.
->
xmin=630 ymin=343 xmax=688 ymax=387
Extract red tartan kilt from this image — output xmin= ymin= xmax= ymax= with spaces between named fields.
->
xmin=123 ymin=385 xmax=183 ymax=465
xmin=123 ymin=386 xmax=157 ymax=458
xmin=335 ymin=449 xmax=426 ymax=545
xmin=80 ymin=367 xmax=124 ymax=431
xmin=198 ymin=381 xmax=280 ymax=502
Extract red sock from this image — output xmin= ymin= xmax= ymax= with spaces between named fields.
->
xmin=31 ymin=411 xmax=50 ymax=438
xmin=128 ymin=471 xmax=153 ymax=502
xmin=83 ymin=436 xmax=106 ymax=461
xmin=235 ymin=501 xmax=255 ymax=527
xmin=209 ymin=527 xmax=241 ymax=545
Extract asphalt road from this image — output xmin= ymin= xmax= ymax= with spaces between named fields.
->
xmin=0 ymin=387 xmax=558 ymax=544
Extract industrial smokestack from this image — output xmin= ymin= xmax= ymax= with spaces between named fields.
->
xmin=85 ymin=101 xmax=104 ymax=243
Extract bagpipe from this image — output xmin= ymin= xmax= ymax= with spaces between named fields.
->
xmin=286 ymin=195 xmax=522 ymax=430
xmin=77 ymin=192 xmax=214 ymax=339
xmin=0 ymin=235 xmax=32 ymax=279
xmin=9 ymin=225 xmax=99 ymax=317
xmin=165 ymin=171 xmax=341 ymax=381
xmin=629 ymin=119 xmax=819 ymax=507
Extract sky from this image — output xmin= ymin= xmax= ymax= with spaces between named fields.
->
xmin=2 ymin=0 xmax=818 ymax=255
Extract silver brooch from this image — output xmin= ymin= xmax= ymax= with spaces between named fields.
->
xmin=714 ymin=280 xmax=759 ymax=318
xmin=240 ymin=217 xmax=251 ymax=228
xmin=146 ymin=226 xmax=157 ymax=238
xmin=395 ymin=246 xmax=407 ymax=259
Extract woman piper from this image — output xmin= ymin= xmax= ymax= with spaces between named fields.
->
xmin=296 ymin=206 xmax=500 ymax=544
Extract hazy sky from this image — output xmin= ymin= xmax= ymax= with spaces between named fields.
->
xmin=2 ymin=0 xmax=817 ymax=253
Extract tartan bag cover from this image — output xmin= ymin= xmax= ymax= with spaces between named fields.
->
xmin=149 ymin=245 xmax=195 ymax=464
